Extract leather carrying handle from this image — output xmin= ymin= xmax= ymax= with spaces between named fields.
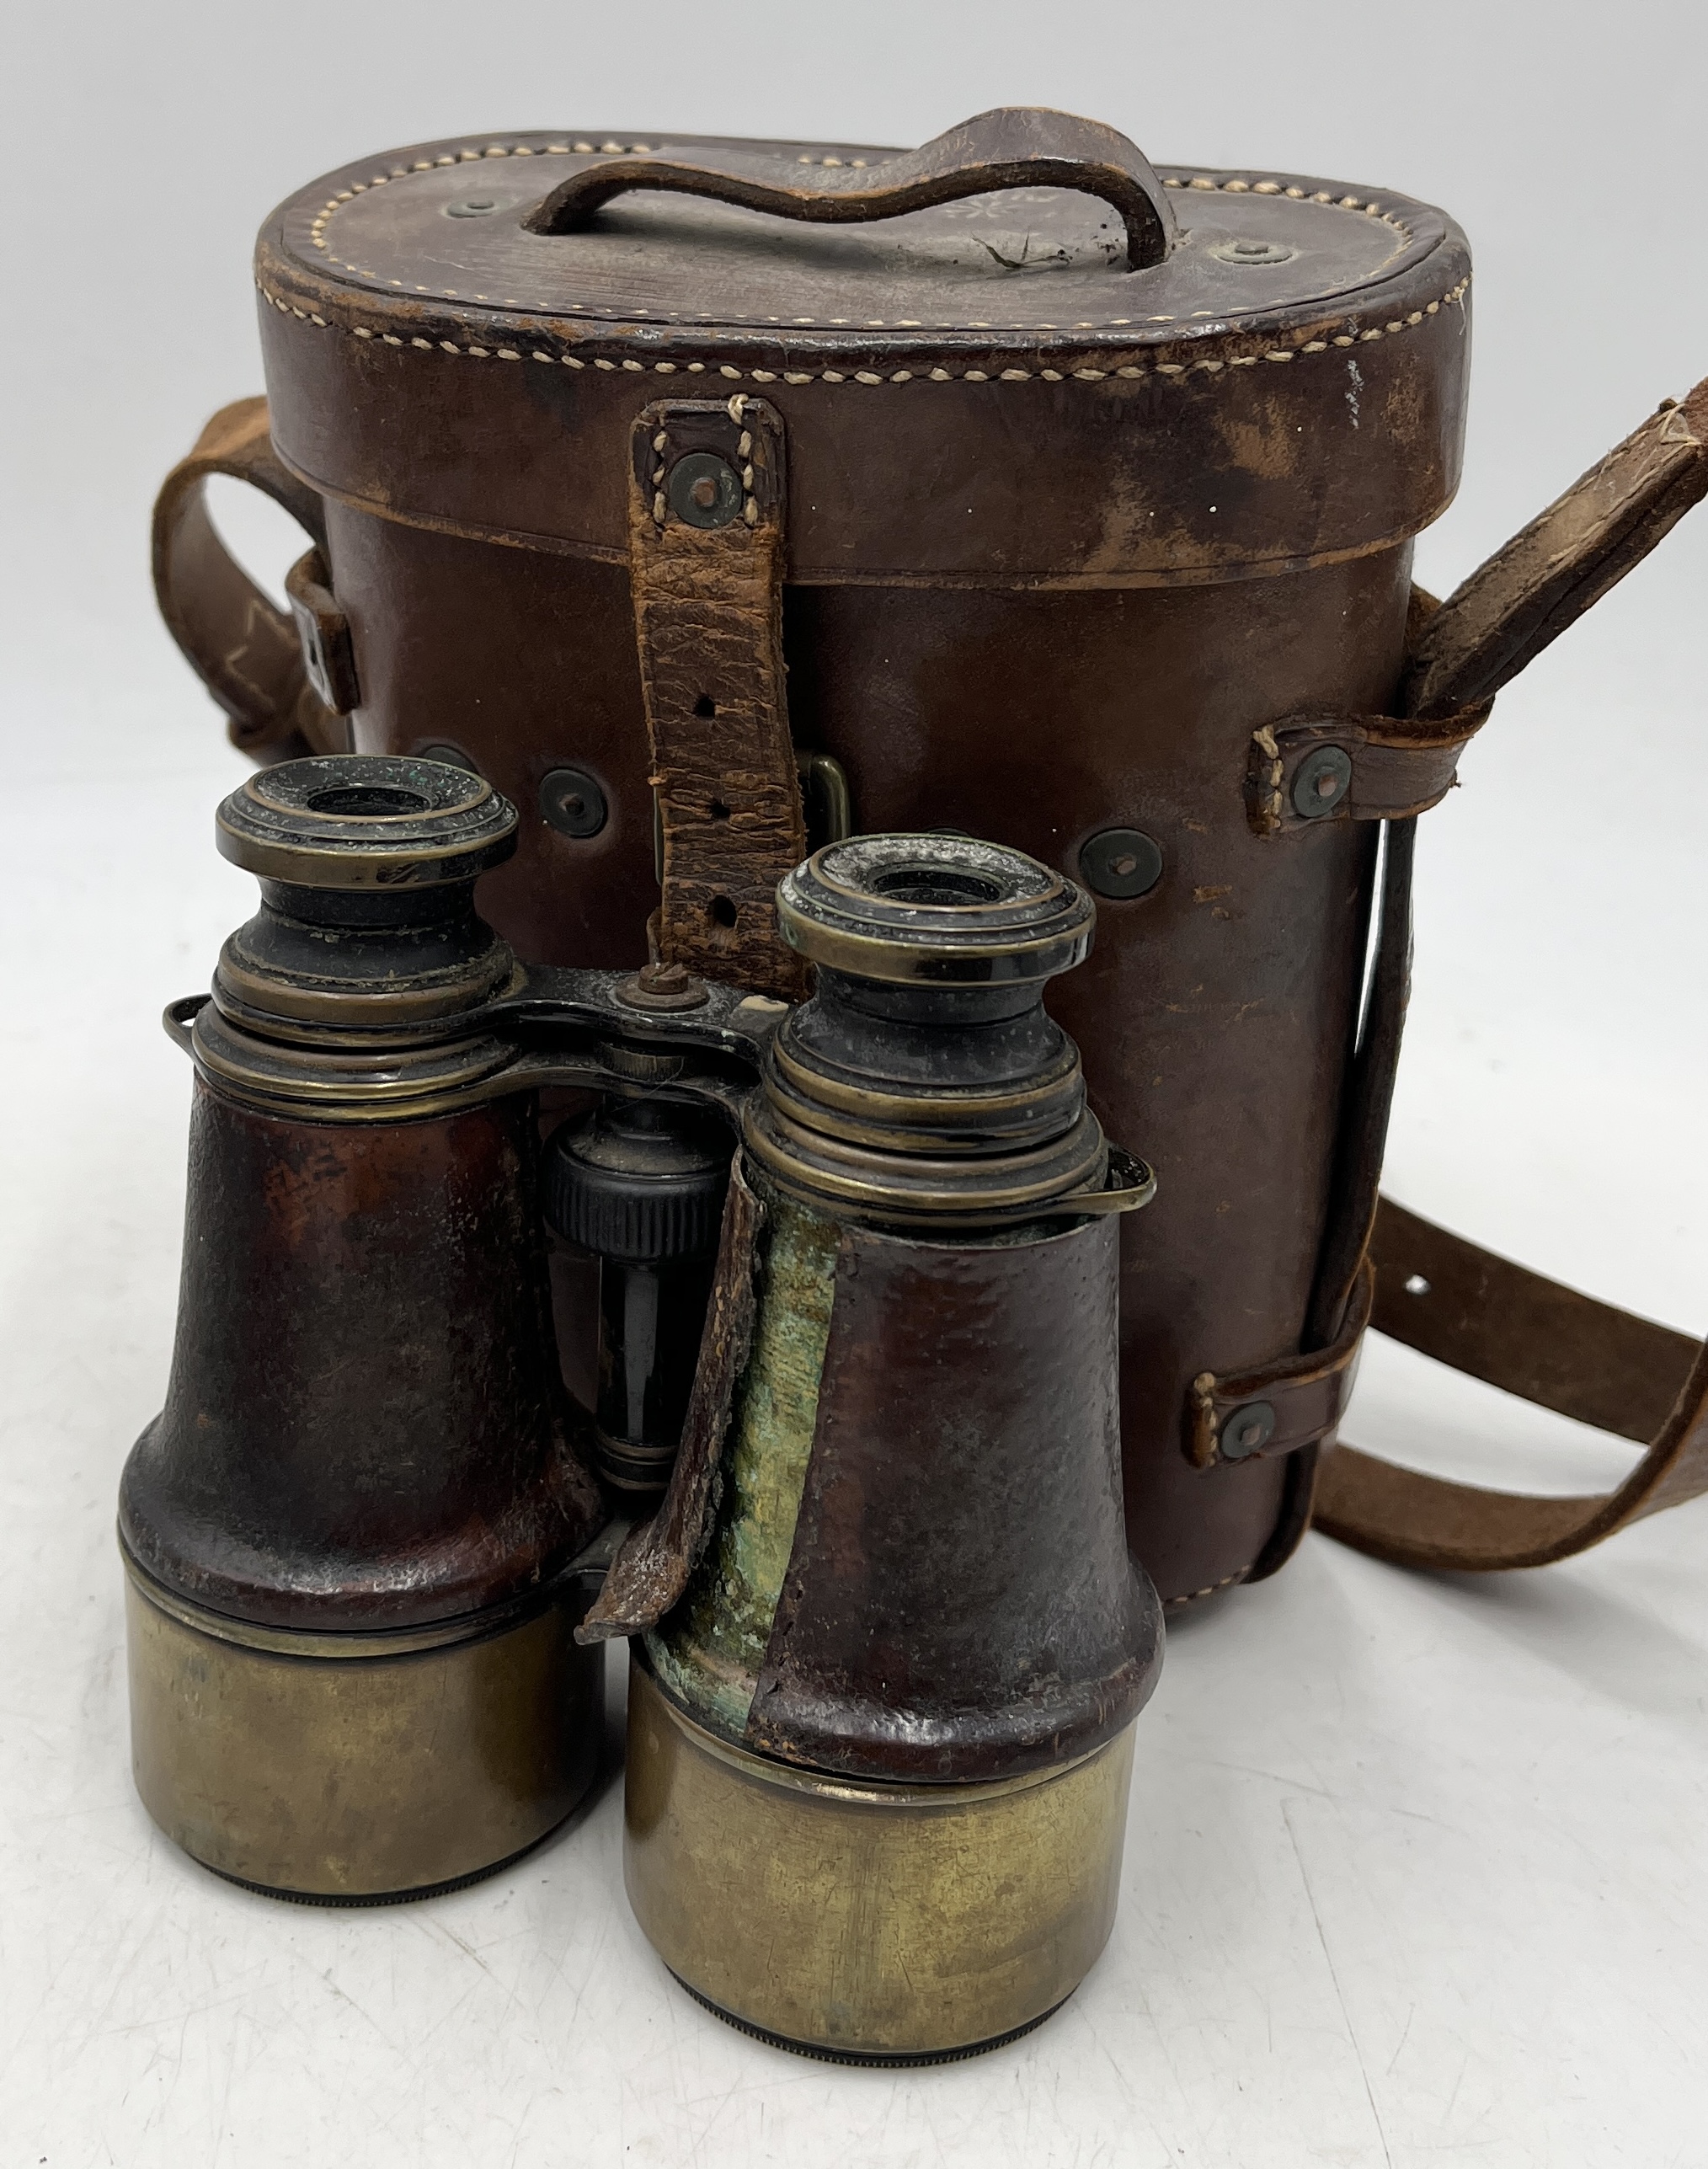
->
xmin=152 ymin=396 xmax=344 ymax=762
xmin=524 ymin=106 xmax=1177 ymax=271
xmin=1305 ymin=373 xmax=1708 ymax=1573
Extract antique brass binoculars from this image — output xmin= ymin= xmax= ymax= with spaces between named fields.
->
xmin=120 ymin=754 xmax=1161 ymax=2061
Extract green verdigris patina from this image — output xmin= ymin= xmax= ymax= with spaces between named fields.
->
xmin=645 ymin=1196 xmax=840 ymax=1739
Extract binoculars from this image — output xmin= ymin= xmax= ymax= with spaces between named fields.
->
xmin=120 ymin=753 xmax=1161 ymax=2062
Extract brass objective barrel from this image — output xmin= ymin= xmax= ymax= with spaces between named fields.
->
xmin=119 ymin=757 xmax=608 ymax=1901
xmin=602 ymin=833 xmax=1163 ymax=2063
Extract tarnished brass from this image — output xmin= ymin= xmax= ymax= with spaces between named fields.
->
xmin=776 ymin=833 xmax=1094 ymax=986
xmin=187 ymin=1002 xmax=521 ymax=1124
xmin=767 ymin=1028 xmax=1085 ymax=1146
xmin=743 ymin=833 xmax=1142 ymax=1227
xmin=743 ymin=1096 xmax=1112 ymax=1226
xmin=216 ymin=757 xmax=515 ymax=890
xmin=125 ymin=1557 xmax=604 ymax=1901
xmin=625 ymin=1659 xmax=1136 ymax=2063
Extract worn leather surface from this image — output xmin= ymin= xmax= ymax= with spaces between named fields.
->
xmin=1188 ymin=1263 xmax=1374 ymax=1471
xmin=151 ymin=119 xmax=1708 ymax=1600
xmin=1247 ymin=701 xmax=1491 ymax=832
xmin=744 ymin=1214 xmax=1161 ymax=1783
xmin=1297 ymin=388 xmax=1708 ymax=1571
xmin=151 ymin=397 xmax=342 ymax=760
xmin=275 ymin=133 xmax=1442 ymax=339
xmin=118 ymin=1082 xmax=604 ymax=1629
xmin=283 ymin=547 xmax=360 ymax=716
xmin=1317 ymin=1202 xmax=1708 ymax=1571
xmin=526 ymin=107 xmax=1178 ymax=271
xmin=253 ymin=132 xmax=1470 ymax=585
xmin=627 ymin=398 xmax=809 ymax=997
xmin=1405 ymin=378 xmax=1708 ymax=717
xmin=170 ymin=504 xmax=1404 ymax=1605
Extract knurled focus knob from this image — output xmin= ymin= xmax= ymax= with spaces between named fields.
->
xmin=543 ymin=1101 xmax=730 ymax=1265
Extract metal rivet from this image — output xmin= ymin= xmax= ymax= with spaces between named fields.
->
xmin=446 ymin=198 xmax=500 ymax=217
xmin=615 ymin=959 xmax=711 ymax=1012
xmin=1291 ymin=745 xmax=1353 ymax=820
xmin=1210 ymin=238 xmax=1296 ymax=265
xmin=1220 ymin=1400 xmax=1276 ymax=1461
xmin=415 ymin=742 xmax=483 ymax=775
xmin=540 ymin=767 xmax=608 ymax=838
xmin=1079 ymin=828 xmax=1164 ymax=900
xmin=665 ymin=451 xmax=743 ymax=529
xmin=1405 ymin=1274 xmax=1431 ymax=1296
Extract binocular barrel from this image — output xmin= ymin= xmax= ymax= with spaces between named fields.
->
xmin=607 ymin=833 xmax=1161 ymax=2058
xmin=122 ymin=756 xmax=1159 ymax=2059
xmin=120 ymin=760 xmax=609 ymax=1899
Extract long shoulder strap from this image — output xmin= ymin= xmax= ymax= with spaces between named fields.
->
xmin=1316 ymin=1204 xmax=1708 ymax=1569
xmin=1307 ymin=376 xmax=1708 ymax=1572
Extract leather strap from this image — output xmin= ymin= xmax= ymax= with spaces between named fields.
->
xmin=1188 ymin=1263 xmax=1374 ymax=1470
xmin=1247 ymin=702 xmax=1492 ymax=832
xmin=525 ymin=107 xmax=1178 ymax=273
xmin=1304 ymin=371 xmax=1708 ymax=1573
xmin=627 ymin=395 xmax=810 ymax=1000
xmin=1405 ymin=377 xmax=1708 ymax=718
xmin=1241 ymin=367 xmax=1708 ymax=840
xmin=1241 ymin=814 xmax=1416 ymax=1582
xmin=151 ymin=396 xmax=344 ymax=761
xmin=1316 ymin=1203 xmax=1708 ymax=1570
xmin=283 ymin=548 xmax=360 ymax=717
xmin=579 ymin=1160 xmax=764 ymax=1643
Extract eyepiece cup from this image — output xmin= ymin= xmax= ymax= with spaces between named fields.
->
xmin=777 ymin=834 xmax=1094 ymax=986
xmin=216 ymin=755 xmax=518 ymax=889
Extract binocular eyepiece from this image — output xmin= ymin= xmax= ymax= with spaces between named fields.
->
xmin=121 ymin=755 xmax=1160 ymax=2062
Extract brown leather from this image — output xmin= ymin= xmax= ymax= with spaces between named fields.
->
xmin=580 ymin=1161 xmax=763 ymax=1642
xmin=1247 ymin=700 xmax=1492 ymax=831
xmin=627 ymin=398 xmax=809 ymax=998
xmin=282 ymin=547 xmax=360 ymax=716
xmin=165 ymin=480 xmax=1416 ymax=1607
xmin=1367 ymin=1201 xmax=1697 ymax=1440
xmin=1294 ymin=382 xmax=1708 ymax=1575
xmin=255 ymin=133 xmax=1467 ymax=584
xmin=1188 ymin=1262 xmax=1374 ymax=1470
xmin=119 ymin=1082 xmax=604 ymax=1629
xmin=150 ymin=396 xmax=343 ymax=759
xmin=1316 ymin=1202 xmax=1708 ymax=1571
xmin=150 ymin=117 xmax=1706 ymax=1604
xmin=1404 ymin=377 xmax=1708 ymax=718
xmin=745 ymin=1213 xmax=1156 ymax=1783
xmin=525 ymin=107 xmax=1177 ymax=272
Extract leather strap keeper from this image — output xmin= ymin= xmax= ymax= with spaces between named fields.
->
xmin=1247 ymin=701 xmax=1492 ymax=833
xmin=1188 ymin=1262 xmax=1374 ymax=1471
xmin=283 ymin=548 xmax=360 ymax=717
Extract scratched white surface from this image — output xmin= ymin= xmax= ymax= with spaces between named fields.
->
xmin=5 ymin=2 xmax=1708 ymax=2161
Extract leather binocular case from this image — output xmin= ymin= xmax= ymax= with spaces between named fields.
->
xmin=121 ymin=758 xmax=1161 ymax=2059
xmin=155 ymin=111 xmax=1708 ymax=1609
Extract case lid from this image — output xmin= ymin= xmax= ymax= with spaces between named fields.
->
xmin=256 ymin=109 xmax=1471 ymax=584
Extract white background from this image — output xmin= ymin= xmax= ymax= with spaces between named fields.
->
xmin=4 ymin=3 xmax=1707 ymax=2163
